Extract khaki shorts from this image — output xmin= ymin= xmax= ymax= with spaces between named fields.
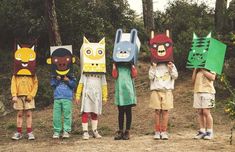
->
xmin=193 ymin=93 xmax=215 ymax=109
xmin=149 ymin=90 xmax=173 ymax=110
xmin=13 ymin=96 xmax=35 ymax=110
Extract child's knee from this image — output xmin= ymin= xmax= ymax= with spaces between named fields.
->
xmin=17 ymin=111 xmax=23 ymax=117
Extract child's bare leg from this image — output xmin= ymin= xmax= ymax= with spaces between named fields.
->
xmin=16 ymin=110 xmax=23 ymax=133
xmin=197 ymin=109 xmax=205 ymax=129
xmin=26 ymin=110 xmax=33 ymax=133
xmin=155 ymin=110 xmax=161 ymax=132
xmin=161 ymin=110 xmax=169 ymax=132
xmin=203 ymin=109 xmax=213 ymax=130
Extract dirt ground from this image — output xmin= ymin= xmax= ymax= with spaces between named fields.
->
xmin=1 ymin=62 xmax=235 ymax=152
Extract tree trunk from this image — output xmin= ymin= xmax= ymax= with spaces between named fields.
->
xmin=228 ymin=0 xmax=235 ymax=31
xmin=142 ymin=0 xmax=155 ymax=34
xmin=215 ymin=0 xmax=227 ymax=33
xmin=45 ymin=0 xmax=62 ymax=46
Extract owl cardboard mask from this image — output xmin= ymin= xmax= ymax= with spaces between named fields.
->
xmin=13 ymin=43 xmax=36 ymax=76
xmin=186 ymin=32 xmax=227 ymax=75
xmin=47 ymin=45 xmax=75 ymax=76
xmin=149 ymin=30 xmax=174 ymax=63
xmin=80 ymin=37 xmax=106 ymax=73
xmin=113 ymin=29 xmax=140 ymax=65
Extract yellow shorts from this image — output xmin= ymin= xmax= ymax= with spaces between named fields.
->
xmin=13 ymin=96 xmax=35 ymax=110
xmin=149 ymin=90 xmax=173 ymax=110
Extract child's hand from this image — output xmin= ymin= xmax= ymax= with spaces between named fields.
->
xmin=56 ymin=76 xmax=61 ymax=80
xmin=74 ymin=99 xmax=80 ymax=105
xmin=26 ymin=95 xmax=33 ymax=102
xmin=12 ymin=96 xmax=18 ymax=103
xmin=167 ymin=62 xmax=173 ymax=71
xmin=112 ymin=63 xmax=116 ymax=69
xmin=63 ymin=76 xmax=69 ymax=81
xmin=151 ymin=62 xmax=157 ymax=69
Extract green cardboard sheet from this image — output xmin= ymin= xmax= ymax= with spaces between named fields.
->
xmin=186 ymin=33 xmax=227 ymax=75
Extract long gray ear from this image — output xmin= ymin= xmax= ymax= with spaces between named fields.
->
xmin=130 ymin=29 xmax=137 ymax=44
xmin=115 ymin=29 xmax=122 ymax=44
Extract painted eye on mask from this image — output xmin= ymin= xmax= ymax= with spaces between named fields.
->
xmin=98 ymin=50 xmax=103 ymax=55
xmin=86 ymin=50 xmax=92 ymax=55
xmin=165 ymin=43 xmax=170 ymax=47
xmin=152 ymin=44 xmax=157 ymax=49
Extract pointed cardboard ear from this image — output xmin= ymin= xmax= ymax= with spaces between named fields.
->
xmin=46 ymin=58 xmax=52 ymax=64
xmin=83 ymin=36 xmax=90 ymax=44
xmin=115 ymin=29 xmax=122 ymax=44
xmin=166 ymin=30 xmax=170 ymax=38
xmin=99 ymin=37 xmax=105 ymax=45
xmin=130 ymin=29 xmax=137 ymax=44
xmin=72 ymin=57 xmax=76 ymax=63
xmin=206 ymin=32 xmax=212 ymax=38
xmin=193 ymin=33 xmax=198 ymax=39
xmin=151 ymin=31 xmax=154 ymax=39
xmin=17 ymin=44 xmax=21 ymax=50
xmin=31 ymin=45 xmax=35 ymax=51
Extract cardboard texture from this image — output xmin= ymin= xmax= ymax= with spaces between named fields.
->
xmin=47 ymin=45 xmax=75 ymax=76
xmin=80 ymin=37 xmax=106 ymax=73
xmin=186 ymin=33 xmax=227 ymax=75
xmin=13 ymin=43 xmax=36 ymax=76
xmin=113 ymin=29 xmax=140 ymax=65
xmin=149 ymin=30 xmax=174 ymax=63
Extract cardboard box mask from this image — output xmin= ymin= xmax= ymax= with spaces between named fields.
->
xmin=186 ymin=33 xmax=227 ymax=75
xmin=13 ymin=43 xmax=36 ymax=76
xmin=47 ymin=45 xmax=75 ymax=76
xmin=149 ymin=30 xmax=174 ymax=63
xmin=80 ymin=37 xmax=106 ymax=73
xmin=113 ymin=29 xmax=140 ymax=65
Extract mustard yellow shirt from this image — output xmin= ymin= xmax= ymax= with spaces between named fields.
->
xmin=11 ymin=75 xmax=38 ymax=97
xmin=194 ymin=71 xmax=215 ymax=93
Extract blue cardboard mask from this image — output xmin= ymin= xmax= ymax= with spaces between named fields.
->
xmin=113 ymin=29 xmax=140 ymax=65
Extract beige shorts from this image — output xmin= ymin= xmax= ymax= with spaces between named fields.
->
xmin=193 ymin=93 xmax=215 ymax=109
xmin=149 ymin=90 xmax=173 ymax=110
xmin=13 ymin=96 xmax=35 ymax=110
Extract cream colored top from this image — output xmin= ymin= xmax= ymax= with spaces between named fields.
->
xmin=194 ymin=71 xmax=215 ymax=93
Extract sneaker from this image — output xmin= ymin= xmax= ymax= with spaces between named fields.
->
xmin=12 ymin=132 xmax=23 ymax=140
xmin=161 ymin=132 xmax=168 ymax=140
xmin=62 ymin=132 xmax=70 ymax=138
xmin=92 ymin=130 xmax=102 ymax=138
xmin=114 ymin=130 xmax=123 ymax=140
xmin=122 ymin=130 xmax=130 ymax=140
xmin=203 ymin=132 xmax=213 ymax=140
xmin=194 ymin=131 xmax=205 ymax=139
xmin=52 ymin=132 xmax=60 ymax=139
xmin=27 ymin=132 xmax=35 ymax=140
xmin=153 ymin=132 xmax=161 ymax=140
xmin=82 ymin=131 xmax=90 ymax=140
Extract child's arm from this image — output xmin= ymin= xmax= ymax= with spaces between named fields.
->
xmin=192 ymin=68 xmax=197 ymax=83
xmin=28 ymin=75 xmax=38 ymax=101
xmin=112 ymin=63 xmax=118 ymax=79
xmin=131 ymin=65 xmax=137 ymax=78
xmin=149 ymin=63 xmax=157 ymax=80
xmin=201 ymin=69 xmax=216 ymax=81
xmin=168 ymin=62 xmax=178 ymax=80
xmin=102 ymin=76 xmax=108 ymax=103
xmin=64 ymin=76 xmax=77 ymax=89
xmin=50 ymin=76 xmax=60 ymax=88
xmin=11 ymin=75 xmax=18 ymax=102
xmin=75 ymin=74 xmax=84 ymax=104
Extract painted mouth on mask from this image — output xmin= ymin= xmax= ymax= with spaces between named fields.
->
xmin=56 ymin=69 xmax=70 ymax=75
xmin=21 ymin=63 xmax=28 ymax=67
xmin=157 ymin=50 xmax=166 ymax=56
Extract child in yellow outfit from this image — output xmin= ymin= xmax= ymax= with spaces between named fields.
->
xmin=11 ymin=43 xmax=38 ymax=140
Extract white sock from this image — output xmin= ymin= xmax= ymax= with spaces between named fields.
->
xmin=207 ymin=129 xmax=213 ymax=133
xmin=91 ymin=120 xmax=98 ymax=131
xmin=200 ymin=128 xmax=206 ymax=133
xmin=82 ymin=123 xmax=88 ymax=132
